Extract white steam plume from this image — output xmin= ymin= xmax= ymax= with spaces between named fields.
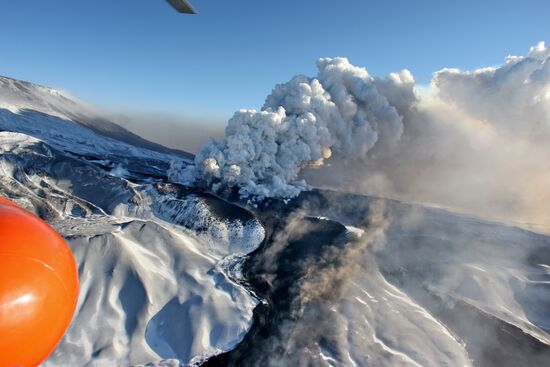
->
xmin=172 ymin=57 xmax=414 ymax=201
xmin=173 ymin=43 xmax=550 ymax=228
xmin=304 ymin=42 xmax=550 ymax=228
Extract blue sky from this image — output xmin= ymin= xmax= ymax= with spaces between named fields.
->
xmin=0 ymin=0 xmax=548 ymax=121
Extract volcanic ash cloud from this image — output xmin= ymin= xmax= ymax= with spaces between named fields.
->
xmin=173 ymin=43 xmax=550 ymax=228
xmin=172 ymin=57 xmax=415 ymax=201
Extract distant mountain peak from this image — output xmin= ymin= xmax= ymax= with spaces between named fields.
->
xmin=0 ymin=75 xmax=193 ymax=159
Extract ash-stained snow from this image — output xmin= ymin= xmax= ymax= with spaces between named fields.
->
xmin=205 ymin=192 xmax=550 ymax=367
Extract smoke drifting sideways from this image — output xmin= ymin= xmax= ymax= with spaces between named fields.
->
xmin=172 ymin=43 xmax=550 ymax=228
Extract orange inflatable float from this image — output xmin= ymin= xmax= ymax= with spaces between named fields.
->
xmin=0 ymin=197 xmax=79 ymax=367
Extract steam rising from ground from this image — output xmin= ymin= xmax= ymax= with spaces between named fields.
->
xmin=295 ymin=201 xmax=389 ymax=309
xmin=275 ymin=203 xmax=390 ymax=366
xmin=174 ymin=58 xmax=413 ymax=199
xmin=224 ymin=201 xmax=391 ymax=367
xmin=175 ymin=43 xmax=550 ymax=227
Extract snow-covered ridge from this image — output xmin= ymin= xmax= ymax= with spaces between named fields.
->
xmin=147 ymin=189 xmax=265 ymax=257
xmin=0 ymin=75 xmax=80 ymax=118
xmin=0 ymin=75 xmax=193 ymax=159
xmin=0 ymin=123 xmax=263 ymax=365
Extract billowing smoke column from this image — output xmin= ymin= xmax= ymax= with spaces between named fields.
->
xmin=172 ymin=42 xmax=550 ymax=226
xmin=174 ymin=58 xmax=415 ymax=201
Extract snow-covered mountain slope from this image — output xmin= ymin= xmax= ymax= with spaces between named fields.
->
xmin=0 ymin=75 xmax=193 ymax=159
xmin=0 ymin=127 xmax=263 ymax=366
xmin=1 ymin=75 xmax=548 ymax=367
xmin=205 ymin=191 xmax=550 ymax=367
xmin=0 ymin=108 xmax=182 ymax=179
